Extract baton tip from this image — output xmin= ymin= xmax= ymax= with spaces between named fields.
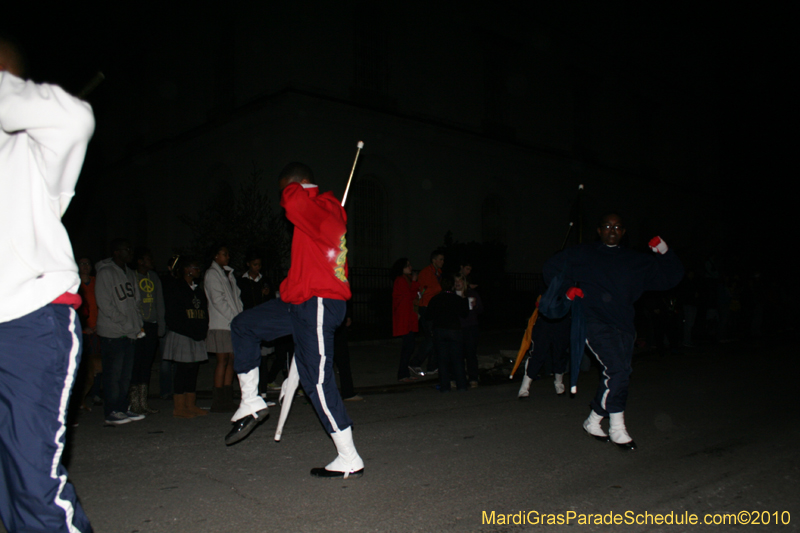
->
xmin=357 ymin=141 xmax=364 ymax=149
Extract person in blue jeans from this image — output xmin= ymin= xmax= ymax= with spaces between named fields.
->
xmin=95 ymin=239 xmax=146 ymax=425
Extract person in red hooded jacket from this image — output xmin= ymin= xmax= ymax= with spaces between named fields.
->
xmin=226 ymin=162 xmax=364 ymax=479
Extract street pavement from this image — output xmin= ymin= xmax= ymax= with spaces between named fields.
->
xmin=3 ymin=331 xmax=799 ymax=532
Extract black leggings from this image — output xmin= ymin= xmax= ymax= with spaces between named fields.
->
xmin=173 ymin=362 xmax=200 ymax=394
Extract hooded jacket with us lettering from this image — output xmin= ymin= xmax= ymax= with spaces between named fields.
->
xmin=94 ymin=258 xmax=143 ymax=339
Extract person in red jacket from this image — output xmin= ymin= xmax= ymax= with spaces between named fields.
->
xmin=408 ymin=249 xmax=444 ymax=376
xmin=74 ymin=257 xmax=102 ymax=412
xmin=226 ymin=162 xmax=363 ymax=479
xmin=391 ymin=257 xmax=420 ymax=381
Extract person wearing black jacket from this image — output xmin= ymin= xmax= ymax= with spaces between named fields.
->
xmin=162 ymin=258 xmax=210 ymax=418
xmin=543 ymin=213 xmax=683 ymax=450
xmin=237 ymin=252 xmax=271 ymax=311
xmin=426 ymin=273 xmax=470 ymax=392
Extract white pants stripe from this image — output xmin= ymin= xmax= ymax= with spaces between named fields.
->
xmin=50 ymin=307 xmax=82 ymax=533
xmin=315 ymin=297 xmax=340 ymax=433
xmin=585 ymin=339 xmax=611 ymax=411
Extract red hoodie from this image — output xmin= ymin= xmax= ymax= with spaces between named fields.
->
xmin=279 ymin=183 xmax=351 ymax=304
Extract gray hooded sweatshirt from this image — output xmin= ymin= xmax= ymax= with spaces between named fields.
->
xmin=95 ymin=257 xmax=143 ymax=339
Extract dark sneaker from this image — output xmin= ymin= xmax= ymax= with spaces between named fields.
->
xmin=125 ymin=410 xmax=145 ymax=421
xmin=104 ymin=411 xmax=131 ymax=425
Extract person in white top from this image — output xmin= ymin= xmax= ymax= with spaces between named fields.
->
xmin=204 ymin=244 xmax=243 ymax=411
xmin=0 ymin=35 xmax=94 ymax=533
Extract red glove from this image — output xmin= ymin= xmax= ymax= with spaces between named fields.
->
xmin=565 ymin=287 xmax=584 ymax=300
xmin=649 ymin=236 xmax=668 ymax=254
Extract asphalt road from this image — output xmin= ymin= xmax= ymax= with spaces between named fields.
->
xmin=3 ymin=335 xmax=799 ymax=533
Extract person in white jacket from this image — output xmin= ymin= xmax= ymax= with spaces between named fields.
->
xmin=204 ymin=245 xmax=243 ymax=411
xmin=0 ymin=36 xmax=94 ymax=533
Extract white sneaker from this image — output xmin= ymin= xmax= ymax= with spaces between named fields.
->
xmin=310 ymin=427 xmax=364 ymax=479
xmin=583 ymin=410 xmax=608 ymax=441
xmin=554 ymin=374 xmax=565 ymax=395
xmin=609 ymin=412 xmax=636 ymax=450
xmin=518 ymin=375 xmax=532 ymax=398
xmin=408 ymin=366 xmax=425 ymax=377
xmin=232 ymin=367 xmax=269 ymax=422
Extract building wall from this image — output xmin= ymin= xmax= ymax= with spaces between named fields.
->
xmin=74 ymin=2 xmax=716 ymax=273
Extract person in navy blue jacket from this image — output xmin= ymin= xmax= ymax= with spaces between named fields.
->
xmin=543 ymin=213 xmax=683 ymax=451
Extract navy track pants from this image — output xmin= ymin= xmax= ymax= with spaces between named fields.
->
xmin=231 ymin=297 xmax=351 ymax=434
xmin=585 ymin=321 xmax=635 ymax=416
xmin=0 ymin=304 xmax=93 ymax=533
xmin=525 ymin=315 xmax=570 ymax=380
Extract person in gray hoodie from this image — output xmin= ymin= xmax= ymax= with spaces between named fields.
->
xmin=95 ymin=238 xmax=145 ymax=425
xmin=130 ymin=247 xmax=166 ymax=414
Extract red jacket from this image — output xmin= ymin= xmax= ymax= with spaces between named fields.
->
xmin=78 ymin=276 xmax=98 ymax=330
xmin=279 ymin=183 xmax=351 ymax=304
xmin=417 ymin=264 xmax=441 ymax=307
xmin=392 ymin=276 xmax=419 ymax=336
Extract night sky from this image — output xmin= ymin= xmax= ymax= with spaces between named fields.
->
xmin=5 ymin=4 xmax=790 ymax=272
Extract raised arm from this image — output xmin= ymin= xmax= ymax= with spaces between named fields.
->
xmin=0 ymin=72 xmax=95 ymax=215
xmin=281 ymin=183 xmax=346 ymax=238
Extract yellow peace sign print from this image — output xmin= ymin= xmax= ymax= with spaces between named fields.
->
xmin=139 ymin=278 xmax=155 ymax=294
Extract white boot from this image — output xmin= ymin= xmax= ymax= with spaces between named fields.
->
xmin=609 ymin=411 xmax=636 ymax=450
xmin=518 ymin=375 xmax=532 ymax=398
xmin=312 ymin=426 xmax=364 ymax=478
xmin=582 ymin=410 xmax=608 ymax=441
xmin=554 ymin=373 xmax=565 ymax=395
xmin=231 ymin=367 xmax=269 ymax=422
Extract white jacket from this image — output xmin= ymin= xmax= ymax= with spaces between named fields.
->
xmin=204 ymin=261 xmax=243 ymax=330
xmin=0 ymin=72 xmax=95 ymax=323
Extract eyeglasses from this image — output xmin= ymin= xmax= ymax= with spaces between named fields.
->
xmin=601 ymin=225 xmax=624 ymax=231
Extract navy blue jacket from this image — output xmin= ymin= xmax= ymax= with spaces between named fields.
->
xmin=543 ymin=242 xmax=684 ymax=335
